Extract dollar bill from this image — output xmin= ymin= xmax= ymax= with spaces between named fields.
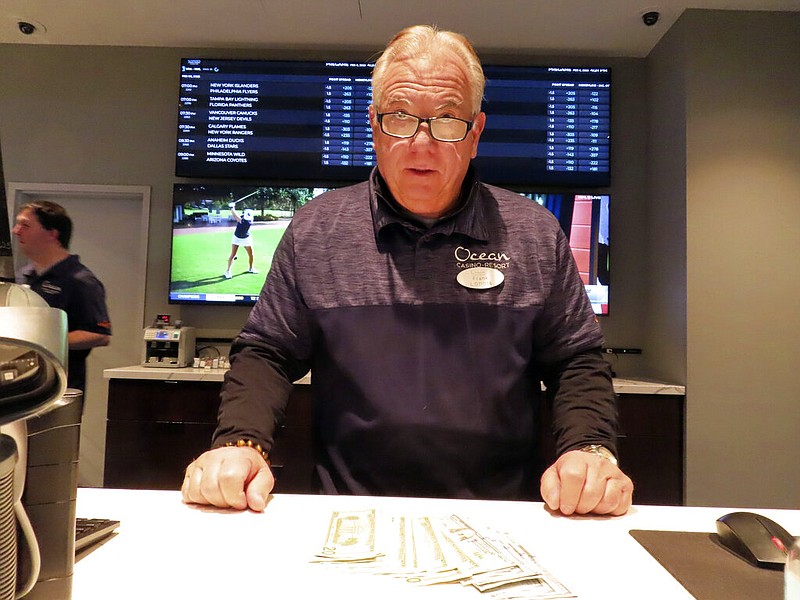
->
xmin=313 ymin=509 xmax=379 ymax=562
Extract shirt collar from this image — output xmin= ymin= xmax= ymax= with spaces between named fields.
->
xmin=369 ymin=166 xmax=491 ymax=243
xmin=19 ymin=254 xmax=78 ymax=281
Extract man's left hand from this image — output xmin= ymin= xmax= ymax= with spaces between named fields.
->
xmin=540 ymin=450 xmax=633 ymax=516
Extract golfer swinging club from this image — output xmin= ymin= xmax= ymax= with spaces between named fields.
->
xmin=224 ymin=203 xmax=257 ymax=279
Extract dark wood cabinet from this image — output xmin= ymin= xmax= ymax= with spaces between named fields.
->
xmin=103 ymin=378 xmax=314 ymax=493
xmin=104 ymin=378 xmax=684 ymax=505
xmin=616 ymin=393 xmax=685 ymax=505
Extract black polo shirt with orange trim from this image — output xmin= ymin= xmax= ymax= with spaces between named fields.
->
xmin=19 ymin=254 xmax=111 ymax=391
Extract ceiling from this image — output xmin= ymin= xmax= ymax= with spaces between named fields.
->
xmin=1 ymin=0 xmax=798 ymax=58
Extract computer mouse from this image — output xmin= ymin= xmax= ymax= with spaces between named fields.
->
xmin=715 ymin=511 xmax=796 ymax=570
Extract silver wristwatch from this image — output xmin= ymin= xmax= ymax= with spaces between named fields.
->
xmin=578 ymin=444 xmax=618 ymax=466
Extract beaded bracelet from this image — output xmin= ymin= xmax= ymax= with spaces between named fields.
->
xmin=223 ymin=439 xmax=271 ymax=465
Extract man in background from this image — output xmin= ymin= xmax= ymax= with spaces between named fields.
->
xmin=13 ymin=200 xmax=111 ymax=391
xmin=183 ymin=25 xmax=633 ymax=516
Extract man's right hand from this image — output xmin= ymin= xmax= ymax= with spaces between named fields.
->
xmin=181 ymin=446 xmax=274 ymax=512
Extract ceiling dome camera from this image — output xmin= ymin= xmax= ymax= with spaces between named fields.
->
xmin=17 ymin=21 xmax=37 ymax=35
xmin=642 ymin=11 xmax=660 ymax=26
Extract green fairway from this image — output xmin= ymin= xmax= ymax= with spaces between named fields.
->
xmin=170 ymin=223 xmax=289 ymax=295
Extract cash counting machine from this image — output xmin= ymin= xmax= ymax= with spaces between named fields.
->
xmin=141 ymin=318 xmax=195 ymax=368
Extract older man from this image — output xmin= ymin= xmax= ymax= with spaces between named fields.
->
xmin=183 ymin=25 xmax=633 ymax=516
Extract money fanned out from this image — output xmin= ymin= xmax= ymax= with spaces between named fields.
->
xmin=311 ymin=510 xmax=574 ymax=599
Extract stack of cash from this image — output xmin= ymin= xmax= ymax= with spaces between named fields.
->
xmin=312 ymin=509 xmax=574 ymax=599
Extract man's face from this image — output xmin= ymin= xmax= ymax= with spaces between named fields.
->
xmin=369 ymin=52 xmax=485 ymax=218
xmin=12 ymin=208 xmax=58 ymax=258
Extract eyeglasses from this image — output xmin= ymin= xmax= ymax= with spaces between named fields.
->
xmin=376 ymin=112 xmax=474 ymax=143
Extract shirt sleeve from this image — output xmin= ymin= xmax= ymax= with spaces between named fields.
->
xmin=213 ymin=223 xmax=313 ymax=452
xmin=531 ymin=225 xmax=605 ymax=363
xmin=70 ymin=271 xmax=112 ymax=335
xmin=541 ymin=348 xmax=619 ymax=457
xmin=532 ymin=224 xmax=618 ymax=457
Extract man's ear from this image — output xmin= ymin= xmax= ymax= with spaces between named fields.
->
xmin=368 ymin=105 xmax=381 ymax=138
xmin=469 ymin=112 xmax=487 ymax=159
xmin=44 ymin=227 xmax=61 ymax=245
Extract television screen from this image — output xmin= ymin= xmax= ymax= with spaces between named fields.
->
xmin=480 ymin=66 xmax=610 ymax=186
xmin=168 ymin=183 xmax=328 ymax=305
xmin=521 ymin=193 xmax=610 ymax=315
xmin=175 ymin=59 xmax=610 ymax=187
xmin=169 ymin=184 xmax=609 ymax=314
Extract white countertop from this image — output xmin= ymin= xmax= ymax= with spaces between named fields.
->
xmin=104 ymin=365 xmax=312 ymax=385
xmin=73 ymin=488 xmax=795 ymax=599
xmin=104 ymin=365 xmax=683 ymax=395
xmin=612 ymin=377 xmax=685 ymax=395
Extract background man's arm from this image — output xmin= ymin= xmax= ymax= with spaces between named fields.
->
xmin=68 ymin=330 xmax=110 ymax=350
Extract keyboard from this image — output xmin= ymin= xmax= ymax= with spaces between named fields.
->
xmin=75 ymin=517 xmax=120 ymax=553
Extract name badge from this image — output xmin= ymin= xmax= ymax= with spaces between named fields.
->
xmin=456 ymin=267 xmax=504 ymax=290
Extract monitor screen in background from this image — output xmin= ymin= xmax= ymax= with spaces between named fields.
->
xmin=170 ymin=185 xmax=609 ymax=315
xmin=175 ymin=59 xmax=610 ymax=187
xmin=522 ymin=193 xmax=609 ymax=315
xmin=168 ymin=184 xmax=328 ymax=306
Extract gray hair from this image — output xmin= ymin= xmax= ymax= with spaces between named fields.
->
xmin=371 ymin=25 xmax=485 ymax=117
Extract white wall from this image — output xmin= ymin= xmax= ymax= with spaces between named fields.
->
xmin=647 ymin=10 xmax=800 ymax=508
xmin=643 ymin=16 xmax=688 ymax=386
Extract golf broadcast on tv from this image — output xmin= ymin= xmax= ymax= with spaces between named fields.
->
xmin=169 ymin=184 xmax=328 ymax=306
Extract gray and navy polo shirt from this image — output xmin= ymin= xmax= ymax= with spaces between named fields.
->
xmin=216 ymin=168 xmax=616 ymax=500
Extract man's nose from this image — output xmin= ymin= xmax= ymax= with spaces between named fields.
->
xmin=410 ymin=122 xmax=435 ymax=145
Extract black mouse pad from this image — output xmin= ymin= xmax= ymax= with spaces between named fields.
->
xmin=629 ymin=529 xmax=783 ymax=599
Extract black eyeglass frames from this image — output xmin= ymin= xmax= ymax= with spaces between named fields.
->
xmin=376 ymin=112 xmax=474 ymax=142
